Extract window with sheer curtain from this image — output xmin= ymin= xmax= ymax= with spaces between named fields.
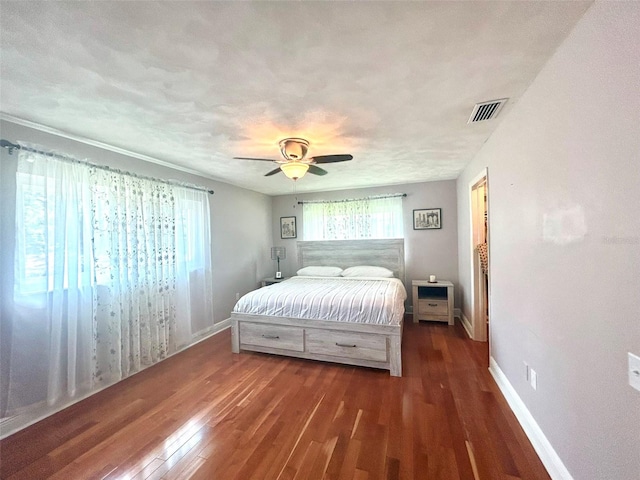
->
xmin=1 ymin=145 xmax=213 ymax=433
xmin=302 ymin=195 xmax=404 ymax=240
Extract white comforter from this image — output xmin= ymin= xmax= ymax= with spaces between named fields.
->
xmin=233 ymin=276 xmax=407 ymax=326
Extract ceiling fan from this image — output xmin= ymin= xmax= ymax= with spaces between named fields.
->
xmin=234 ymin=138 xmax=353 ymax=180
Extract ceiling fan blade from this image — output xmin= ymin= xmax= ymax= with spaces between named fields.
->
xmin=234 ymin=157 xmax=277 ymax=162
xmin=311 ymin=154 xmax=353 ymax=164
xmin=308 ymin=165 xmax=328 ymax=176
xmin=264 ymin=167 xmax=283 ymax=177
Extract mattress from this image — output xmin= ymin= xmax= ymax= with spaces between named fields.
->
xmin=233 ymin=276 xmax=407 ymax=326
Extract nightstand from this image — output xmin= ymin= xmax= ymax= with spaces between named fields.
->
xmin=261 ymin=277 xmax=289 ymax=287
xmin=412 ymin=280 xmax=454 ymax=325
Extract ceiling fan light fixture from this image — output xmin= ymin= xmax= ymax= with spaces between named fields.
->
xmin=280 ymin=161 xmax=309 ymax=181
xmin=235 ymin=137 xmax=351 ymax=180
xmin=279 ymin=138 xmax=309 ymax=161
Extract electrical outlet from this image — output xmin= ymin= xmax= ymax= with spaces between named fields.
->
xmin=235 ymin=292 xmax=240 ymax=301
xmin=629 ymin=353 xmax=640 ymax=392
xmin=530 ymin=369 xmax=537 ymax=390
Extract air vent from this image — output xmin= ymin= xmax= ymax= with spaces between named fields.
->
xmin=467 ymin=98 xmax=508 ymax=123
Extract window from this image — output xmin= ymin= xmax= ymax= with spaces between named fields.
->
xmin=303 ymin=195 xmax=404 ymax=240
xmin=14 ymin=162 xmax=211 ymax=295
xmin=14 ymin=169 xmax=90 ymax=294
xmin=15 ymin=171 xmax=51 ymax=293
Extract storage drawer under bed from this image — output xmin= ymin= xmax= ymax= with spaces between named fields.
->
xmin=305 ymin=329 xmax=388 ymax=362
xmin=239 ymin=322 xmax=304 ymax=352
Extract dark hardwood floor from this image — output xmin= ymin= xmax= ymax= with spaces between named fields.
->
xmin=0 ymin=318 xmax=550 ymax=480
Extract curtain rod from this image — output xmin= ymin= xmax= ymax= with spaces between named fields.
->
xmin=297 ymin=193 xmax=406 ymax=205
xmin=1 ymin=139 xmax=214 ymax=195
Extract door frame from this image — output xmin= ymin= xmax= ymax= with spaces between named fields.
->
xmin=468 ymin=168 xmax=490 ymax=343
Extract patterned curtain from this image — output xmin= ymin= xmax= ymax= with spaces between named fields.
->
xmin=1 ymin=145 xmax=212 ymax=433
xmin=303 ymin=196 xmax=403 ymax=240
xmin=91 ymin=171 xmax=178 ymax=382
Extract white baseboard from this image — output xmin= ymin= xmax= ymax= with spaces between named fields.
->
xmin=0 ymin=320 xmax=231 ymax=440
xmin=489 ymin=357 xmax=574 ymax=480
xmin=192 ymin=318 xmax=231 ymax=344
xmin=460 ymin=311 xmax=473 ymax=338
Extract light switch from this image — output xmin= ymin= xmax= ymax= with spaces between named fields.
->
xmin=629 ymin=353 xmax=640 ymax=392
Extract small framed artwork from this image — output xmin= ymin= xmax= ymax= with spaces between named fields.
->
xmin=280 ymin=216 xmax=297 ymax=239
xmin=413 ymin=208 xmax=442 ymax=230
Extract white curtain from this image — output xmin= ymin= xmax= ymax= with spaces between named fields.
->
xmin=303 ymin=195 xmax=404 ymax=240
xmin=1 ymin=146 xmax=213 ymax=430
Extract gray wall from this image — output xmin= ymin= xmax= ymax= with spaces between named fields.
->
xmin=456 ymin=3 xmax=640 ymax=479
xmin=0 ymin=120 xmax=273 ymax=329
xmin=271 ymin=180 xmax=458 ymax=310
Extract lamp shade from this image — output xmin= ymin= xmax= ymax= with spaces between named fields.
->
xmin=280 ymin=162 xmax=309 ymax=180
xmin=271 ymin=246 xmax=286 ymax=260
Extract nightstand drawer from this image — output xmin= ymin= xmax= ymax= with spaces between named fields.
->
xmin=306 ymin=329 xmax=388 ymax=362
xmin=239 ymin=323 xmax=304 ymax=352
xmin=418 ymin=299 xmax=448 ymax=316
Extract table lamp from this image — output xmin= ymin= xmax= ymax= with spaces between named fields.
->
xmin=271 ymin=246 xmax=286 ymax=279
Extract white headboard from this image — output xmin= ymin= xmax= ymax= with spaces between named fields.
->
xmin=297 ymin=239 xmax=405 ymax=284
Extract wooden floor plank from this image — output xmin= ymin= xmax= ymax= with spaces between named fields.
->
xmin=0 ymin=318 xmax=550 ymax=480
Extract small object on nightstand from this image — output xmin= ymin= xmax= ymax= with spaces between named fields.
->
xmin=429 ymin=274 xmax=436 ymax=283
xmin=261 ymin=277 xmax=289 ymax=287
xmin=412 ymin=279 xmax=454 ymax=325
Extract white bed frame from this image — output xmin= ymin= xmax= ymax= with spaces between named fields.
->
xmin=231 ymin=239 xmax=405 ymax=376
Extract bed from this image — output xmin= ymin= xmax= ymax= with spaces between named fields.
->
xmin=230 ymin=239 xmax=406 ymax=376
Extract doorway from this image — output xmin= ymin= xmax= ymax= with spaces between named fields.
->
xmin=470 ymin=170 xmax=489 ymax=344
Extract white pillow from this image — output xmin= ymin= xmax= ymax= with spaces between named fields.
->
xmin=296 ymin=266 xmax=344 ymax=277
xmin=341 ymin=266 xmax=394 ymax=278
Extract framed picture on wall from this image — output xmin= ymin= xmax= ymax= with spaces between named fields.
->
xmin=413 ymin=208 xmax=441 ymax=230
xmin=280 ymin=216 xmax=297 ymax=239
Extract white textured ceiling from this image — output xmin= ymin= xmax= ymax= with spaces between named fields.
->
xmin=0 ymin=1 xmax=591 ymax=195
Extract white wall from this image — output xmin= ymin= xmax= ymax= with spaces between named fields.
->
xmin=456 ymin=2 xmax=640 ymax=479
xmin=272 ymin=180 xmax=458 ymax=309
xmin=0 ymin=119 xmax=273 ymax=327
